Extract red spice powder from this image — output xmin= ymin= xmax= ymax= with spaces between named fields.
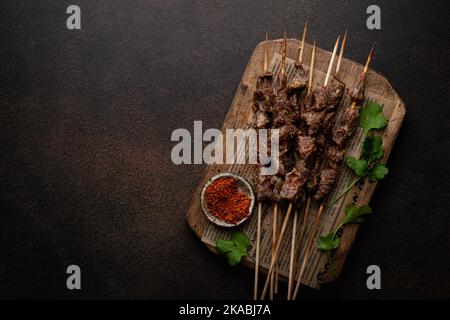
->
xmin=204 ymin=177 xmax=251 ymax=224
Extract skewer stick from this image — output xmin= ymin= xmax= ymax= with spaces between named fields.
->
xmin=298 ymin=21 xmax=308 ymax=64
xmin=286 ymin=38 xmax=315 ymax=299
xmin=271 ymin=23 xmax=311 ymax=297
xmin=275 ymin=208 xmax=283 ymax=294
xmin=281 ymin=29 xmax=287 ymax=76
xmin=335 ymin=31 xmax=347 ymax=75
xmin=324 ymin=35 xmax=340 ymax=87
xmin=269 ymin=31 xmax=288 ymax=298
xmin=296 ymin=198 xmax=311 ymax=261
xmin=253 ymin=34 xmax=274 ymax=300
xmin=264 ymin=32 xmax=269 ymax=73
xmin=344 ymin=43 xmax=376 ymax=123
xmin=307 ymin=41 xmax=316 ymax=96
xmin=260 ymin=203 xmax=293 ymax=299
xmin=287 ymin=197 xmax=311 ymax=299
xmin=270 ymin=203 xmax=278 ymax=300
xmin=292 ymin=203 xmax=325 ymax=299
xmin=292 ymin=40 xmax=340 ymax=299
xmin=253 ymin=202 xmax=262 ymax=300
xmin=287 ymin=208 xmax=298 ymax=299
xmin=362 ymin=41 xmax=376 ymax=82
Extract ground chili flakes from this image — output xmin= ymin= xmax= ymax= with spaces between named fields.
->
xmin=204 ymin=177 xmax=251 ymax=224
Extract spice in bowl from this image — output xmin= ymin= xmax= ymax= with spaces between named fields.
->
xmin=204 ymin=177 xmax=251 ymax=225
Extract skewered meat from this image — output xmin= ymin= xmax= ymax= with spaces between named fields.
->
xmin=271 ymin=175 xmax=284 ymax=202
xmin=288 ymin=63 xmax=308 ymax=119
xmin=302 ymin=76 xmax=345 ymax=199
xmin=302 ymin=109 xmax=327 ymax=136
xmin=304 ymin=86 xmax=328 ymax=112
xmin=279 ymin=160 xmax=309 ymax=201
xmin=288 ymin=63 xmax=308 ymax=96
xmin=315 ymin=168 xmax=339 ymax=200
xmin=349 ymin=77 xmax=365 ymax=105
xmin=253 ymin=73 xmax=275 ymax=129
xmin=332 ymin=102 xmax=361 ymax=147
xmin=325 ymin=145 xmax=346 ymax=168
xmin=325 ymin=76 xmax=345 ymax=111
xmin=298 ymin=135 xmax=317 ymax=162
xmin=279 ymin=136 xmax=316 ymax=201
xmin=314 ymin=78 xmax=366 ymax=201
xmin=256 ymin=173 xmax=273 ymax=202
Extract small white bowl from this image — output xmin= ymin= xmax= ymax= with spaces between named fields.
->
xmin=200 ymin=173 xmax=255 ymax=227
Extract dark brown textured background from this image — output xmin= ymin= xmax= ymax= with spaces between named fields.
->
xmin=0 ymin=0 xmax=449 ymax=299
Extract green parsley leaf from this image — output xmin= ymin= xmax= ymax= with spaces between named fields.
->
xmin=342 ymin=203 xmax=372 ymax=225
xmin=317 ymin=232 xmax=340 ymax=252
xmin=360 ymin=101 xmax=388 ymax=135
xmin=216 ymin=231 xmax=250 ymax=266
xmin=226 ymin=248 xmax=247 ymax=266
xmin=361 ymin=134 xmax=384 ymax=162
xmin=368 ymin=163 xmax=389 ymax=182
xmin=231 ymin=230 xmax=250 ymax=248
xmin=216 ymin=240 xmax=235 ymax=254
xmin=346 ymin=157 xmax=368 ymax=176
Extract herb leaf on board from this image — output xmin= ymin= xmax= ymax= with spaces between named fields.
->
xmin=342 ymin=203 xmax=373 ymax=225
xmin=216 ymin=231 xmax=250 ymax=266
xmin=368 ymin=163 xmax=389 ymax=182
xmin=346 ymin=157 xmax=368 ymax=177
xmin=317 ymin=232 xmax=340 ymax=252
xmin=359 ymin=101 xmax=388 ymax=135
xmin=361 ymin=134 xmax=384 ymax=162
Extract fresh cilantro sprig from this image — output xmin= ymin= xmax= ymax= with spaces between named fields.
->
xmin=317 ymin=204 xmax=373 ymax=276
xmin=347 ymin=133 xmax=389 ymax=182
xmin=359 ymin=101 xmax=388 ymax=135
xmin=328 ymin=101 xmax=388 ymax=207
xmin=216 ymin=231 xmax=250 ymax=266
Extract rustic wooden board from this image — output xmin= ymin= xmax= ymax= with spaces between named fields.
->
xmin=186 ymin=38 xmax=406 ymax=286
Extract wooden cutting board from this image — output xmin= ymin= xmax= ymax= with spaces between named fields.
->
xmin=185 ymin=38 xmax=406 ymax=287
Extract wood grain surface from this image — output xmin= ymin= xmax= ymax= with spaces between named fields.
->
xmin=186 ymin=38 xmax=406 ymax=285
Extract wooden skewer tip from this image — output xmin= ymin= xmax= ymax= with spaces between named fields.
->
xmin=281 ymin=30 xmax=287 ymax=75
xmin=307 ymin=40 xmax=316 ymax=95
xmin=363 ymin=41 xmax=376 ymax=76
xmin=298 ymin=20 xmax=308 ymax=64
xmin=324 ymin=35 xmax=340 ymax=87
xmin=336 ymin=30 xmax=348 ymax=74
xmin=263 ymin=32 xmax=269 ymax=73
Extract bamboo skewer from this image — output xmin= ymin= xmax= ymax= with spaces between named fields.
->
xmin=270 ymin=203 xmax=277 ymax=300
xmin=261 ymin=202 xmax=293 ymax=299
xmin=264 ymin=32 xmax=269 ymax=73
xmin=253 ymin=202 xmax=262 ymax=300
xmin=287 ymin=196 xmax=311 ymax=299
xmin=287 ymin=208 xmax=298 ymax=299
xmin=261 ymin=30 xmax=313 ymax=300
xmin=307 ymin=40 xmax=316 ymax=96
xmin=253 ymin=33 xmax=270 ymax=301
xmin=324 ymin=35 xmax=340 ymax=87
xmin=291 ymin=35 xmax=341 ymax=299
xmin=335 ymin=31 xmax=347 ymax=75
xmin=292 ymin=203 xmax=325 ymax=299
xmin=286 ymin=25 xmax=312 ymax=299
xmin=298 ymin=21 xmax=308 ymax=64
xmin=363 ymin=42 xmax=376 ymax=81
xmin=269 ymin=30 xmax=287 ymax=300
xmin=293 ymin=35 xmax=355 ymax=300
xmin=274 ymin=207 xmax=283 ymax=294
